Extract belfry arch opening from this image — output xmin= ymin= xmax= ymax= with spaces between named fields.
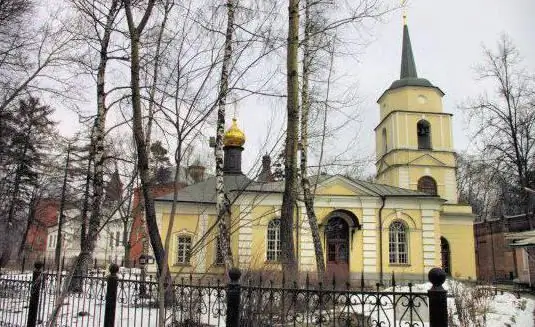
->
xmin=417 ymin=176 xmax=437 ymax=195
xmin=417 ymin=120 xmax=431 ymax=149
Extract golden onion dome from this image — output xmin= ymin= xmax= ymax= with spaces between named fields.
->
xmin=223 ymin=118 xmax=246 ymax=147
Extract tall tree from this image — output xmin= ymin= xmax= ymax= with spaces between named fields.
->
xmin=299 ymin=0 xmax=327 ymax=280
xmin=280 ymin=0 xmax=300 ymax=277
xmin=214 ymin=0 xmax=237 ymax=271
xmin=68 ymin=0 xmax=122 ymax=285
xmin=464 ymin=34 xmax=535 ymax=218
xmin=0 ymin=97 xmax=55 ymax=266
xmin=123 ymin=0 xmax=168 ymax=277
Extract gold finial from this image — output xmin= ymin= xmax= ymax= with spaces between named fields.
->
xmin=223 ymin=118 xmax=246 ymax=147
xmin=401 ymin=0 xmax=408 ymax=25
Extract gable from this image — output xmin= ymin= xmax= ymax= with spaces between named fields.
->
xmin=408 ymin=154 xmax=447 ymax=167
xmin=314 ymin=175 xmax=374 ymax=197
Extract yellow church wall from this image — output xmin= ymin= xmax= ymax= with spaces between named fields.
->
xmin=440 ymin=219 xmax=477 ymax=280
xmin=378 ymin=87 xmax=444 ymax=120
xmin=159 ymin=211 xmax=204 ymax=274
xmin=377 ymin=116 xmax=454 ymax=157
xmin=248 ymin=205 xmax=281 ymax=270
xmin=380 ymin=210 xmax=425 ymax=276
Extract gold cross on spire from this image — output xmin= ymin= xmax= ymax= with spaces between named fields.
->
xmin=401 ymin=0 xmax=408 ymax=25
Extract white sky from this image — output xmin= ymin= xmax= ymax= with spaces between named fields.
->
xmin=53 ymin=0 xmax=535 ymax=177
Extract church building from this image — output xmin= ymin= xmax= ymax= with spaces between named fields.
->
xmin=144 ymin=20 xmax=477 ymax=282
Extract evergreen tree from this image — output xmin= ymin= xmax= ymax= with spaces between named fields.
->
xmin=0 ymin=96 xmax=55 ymax=266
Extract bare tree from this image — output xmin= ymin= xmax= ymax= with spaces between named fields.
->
xmin=464 ymin=34 xmax=535 ymax=218
xmin=299 ymin=0 xmax=325 ymax=280
xmin=214 ymin=0 xmax=237 ymax=271
xmin=123 ymin=0 xmax=171 ymax=281
xmin=280 ymin=0 xmax=300 ymax=277
xmin=66 ymin=0 xmax=123 ymax=286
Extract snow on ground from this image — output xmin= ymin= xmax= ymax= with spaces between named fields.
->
xmin=1 ymin=271 xmax=534 ymax=326
xmin=484 ymin=291 xmax=534 ymax=327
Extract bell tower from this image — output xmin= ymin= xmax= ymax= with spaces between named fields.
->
xmin=375 ymin=20 xmax=458 ymax=203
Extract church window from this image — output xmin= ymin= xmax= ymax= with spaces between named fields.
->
xmin=176 ymin=235 xmax=192 ymax=265
xmin=417 ymin=120 xmax=431 ymax=149
xmin=382 ymin=128 xmax=388 ymax=153
xmin=267 ymin=219 xmax=281 ymax=262
xmin=441 ymin=237 xmax=451 ymax=275
xmin=417 ymin=176 xmax=437 ymax=195
xmin=389 ymin=221 xmax=408 ymax=264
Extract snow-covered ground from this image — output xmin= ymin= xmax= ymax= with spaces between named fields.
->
xmin=387 ymin=280 xmax=535 ymax=327
xmin=1 ymin=272 xmax=533 ymax=326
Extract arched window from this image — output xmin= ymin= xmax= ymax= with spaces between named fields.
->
xmin=267 ymin=219 xmax=281 ymax=262
xmin=176 ymin=235 xmax=192 ymax=264
xmin=417 ymin=120 xmax=431 ymax=149
xmin=417 ymin=176 xmax=437 ymax=195
xmin=382 ymin=128 xmax=388 ymax=153
xmin=389 ymin=221 xmax=408 ymax=264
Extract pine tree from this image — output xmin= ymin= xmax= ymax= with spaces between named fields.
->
xmin=0 ymin=96 xmax=55 ymax=266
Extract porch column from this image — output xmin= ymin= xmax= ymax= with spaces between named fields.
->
xmin=422 ymin=209 xmax=437 ymax=274
xmin=238 ymin=206 xmax=252 ymax=268
xmin=299 ymin=208 xmax=315 ymax=272
xmin=362 ymin=207 xmax=377 ymax=274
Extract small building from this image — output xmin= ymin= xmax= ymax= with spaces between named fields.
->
xmin=505 ymin=230 xmax=535 ymax=286
xmin=22 ymin=199 xmax=61 ymax=262
xmin=45 ymin=209 xmax=127 ymax=267
xmin=474 ymin=214 xmax=535 ymax=283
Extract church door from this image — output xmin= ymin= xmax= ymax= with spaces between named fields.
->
xmin=440 ymin=237 xmax=451 ymax=275
xmin=325 ymin=217 xmax=350 ymax=282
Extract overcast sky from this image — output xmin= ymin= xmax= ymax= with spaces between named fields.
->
xmin=53 ymin=0 xmax=535 ymax=177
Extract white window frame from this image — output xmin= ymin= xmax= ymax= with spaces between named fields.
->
xmin=389 ymin=220 xmax=409 ymax=264
xmin=266 ymin=219 xmax=281 ymax=262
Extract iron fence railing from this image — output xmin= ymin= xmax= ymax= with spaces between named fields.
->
xmin=0 ymin=263 xmax=448 ymax=327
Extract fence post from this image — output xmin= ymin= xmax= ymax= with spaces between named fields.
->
xmin=21 ymin=256 xmax=26 ymax=273
xmin=104 ymin=264 xmax=119 ymax=327
xmin=428 ymin=267 xmax=448 ymax=327
xmin=26 ymin=262 xmax=44 ymax=327
xmin=226 ymin=267 xmax=241 ymax=327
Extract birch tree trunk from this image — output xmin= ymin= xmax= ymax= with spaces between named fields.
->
xmin=123 ymin=0 xmax=173 ymax=298
xmin=215 ymin=0 xmax=236 ymax=271
xmin=280 ymin=0 xmax=300 ymax=277
xmin=300 ymin=0 xmax=325 ymax=281
xmin=71 ymin=0 xmax=120 ymax=291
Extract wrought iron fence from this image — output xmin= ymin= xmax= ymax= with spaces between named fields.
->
xmin=0 ymin=263 xmax=448 ymax=327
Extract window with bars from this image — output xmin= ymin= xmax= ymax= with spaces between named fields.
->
xmin=417 ymin=176 xmax=437 ymax=195
xmin=176 ymin=235 xmax=192 ymax=265
xmin=267 ymin=219 xmax=281 ymax=262
xmin=389 ymin=221 xmax=408 ymax=264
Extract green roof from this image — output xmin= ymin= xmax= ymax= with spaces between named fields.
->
xmin=386 ymin=24 xmax=441 ymax=93
xmin=154 ymin=174 xmax=436 ymax=204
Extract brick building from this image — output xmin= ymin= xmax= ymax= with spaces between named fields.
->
xmin=474 ymin=214 xmax=535 ymax=284
xmin=22 ymin=199 xmax=60 ymax=261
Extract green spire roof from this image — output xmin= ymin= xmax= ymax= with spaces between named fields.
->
xmin=400 ymin=24 xmax=417 ymax=79
xmin=386 ymin=23 xmax=437 ymax=92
